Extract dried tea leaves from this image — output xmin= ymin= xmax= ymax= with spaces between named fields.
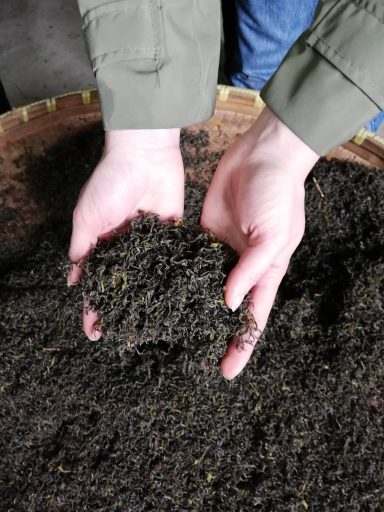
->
xmin=0 ymin=125 xmax=383 ymax=511
xmin=81 ymin=213 xmax=255 ymax=365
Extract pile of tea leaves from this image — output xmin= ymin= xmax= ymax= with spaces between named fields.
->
xmin=0 ymin=125 xmax=383 ymax=511
xmin=82 ymin=214 xmax=253 ymax=366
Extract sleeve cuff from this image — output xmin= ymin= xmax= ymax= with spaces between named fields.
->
xmin=80 ymin=0 xmax=221 ymax=129
xmin=260 ymin=0 xmax=384 ymax=155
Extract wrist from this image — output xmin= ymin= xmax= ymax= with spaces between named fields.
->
xmin=246 ymin=107 xmax=319 ymax=181
xmin=104 ymin=128 xmax=181 ymax=153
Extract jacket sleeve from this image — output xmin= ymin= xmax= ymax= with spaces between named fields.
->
xmin=260 ymin=0 xmax=384 ymax=155
xmin=77 ymin=0 xmax=221 ymax=130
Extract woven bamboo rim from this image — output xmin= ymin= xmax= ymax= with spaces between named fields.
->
xmin=1 ymin=85 xmax=384 ymax=169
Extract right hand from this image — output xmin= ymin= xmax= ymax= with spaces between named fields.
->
xmin=68 ymin=128 xmax=185 ymax=340
xmin=201 ymin=107 xmax=319 ymax=379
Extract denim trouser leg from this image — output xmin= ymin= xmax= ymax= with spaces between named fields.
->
xmin=222 ymin=0 xmax=384 ymax=133
xmin=365 ymin=111 xmax=384 ymax=132
xmin=223 ymin=0 xmax=318 ymax=90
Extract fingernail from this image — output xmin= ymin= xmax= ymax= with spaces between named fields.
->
xmin=67 ymin=264 xmax=76 ymax=287
xmin=230 ymin=295 xmax=243 ymax=312
xmin=90 ymin=330 xmax=101 ymax=341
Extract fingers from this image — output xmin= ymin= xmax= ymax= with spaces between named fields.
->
xmin=248 ymin=260 xmax=289 ymax=332
xmin=68 ymin=222 xmax=99 ymax=286
xmin=83 ymin=299 xmax=102 ymax=341
xmin=67 ymin=263 xmax=82 ymax=287
xmin=220 ymin=331 xmax=257 ymax=381
xmin=221 ymin=258 xmax=289 ymax=380
xmin=224 ymin=241 xmax=280 ymax=312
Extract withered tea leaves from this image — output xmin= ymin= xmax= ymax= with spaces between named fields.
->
xmin=0 ymin=124 xmax=383 ymax=511
xmin=81 ymin=213 xmax=255 ymax=365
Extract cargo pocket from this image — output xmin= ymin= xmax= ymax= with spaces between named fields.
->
xmin=305 ymin=0 xmax=384 ymax=109
xmin=81 ymin=0 xmax=165 ymax=75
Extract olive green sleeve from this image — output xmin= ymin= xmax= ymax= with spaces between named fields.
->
xmin=261 ymin=0 xmax=384 ymax=155
xmin=77 ymin=0 xmax=221 ymax=130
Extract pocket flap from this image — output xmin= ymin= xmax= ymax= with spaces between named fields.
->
xmin=82 ymin=0 xmax=164 ymax=73
xmin=306 ymin=0 xmax=384 ymax=108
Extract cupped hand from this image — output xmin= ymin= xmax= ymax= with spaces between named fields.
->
xmin=201 ymin=107 xmax=319 ymax=379
xmin=68 ymin=128 xmax=185 ymax=340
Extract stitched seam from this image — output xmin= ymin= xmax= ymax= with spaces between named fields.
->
xmin=81 ymin=0 xmax=136 ymax=18
xmin=92 ymin=47 xmax=164 ymax=60
xmin=316 ymin=1 xmax=347 ymax=37
xmin=151 ymin=0 xmax=165 ymax=67
xmin=92 ymin=53 xmax=157 ymax=72
xmin=158 ymin=1 xmax=165 ymax=58
xmin=312 ymin=36 xmax=384 ymax=101
xmin=150 ymin=0 xmax=156 ymax=60
xmin=314 ymin=0 xmax=384 ymax=38
xmin=192 ymin=0 xmax=203 ymax=103
xmin=153 ymin=0 xmax=163 ymax=50
xmin=82 ymin=5 xmax=161 ymax=30
xmin=351 ymin=0 xmax=384 ymax=23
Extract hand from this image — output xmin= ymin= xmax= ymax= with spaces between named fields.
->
xmin=201 ymin=107 xmax=319 ymax=379
xmin=68 ymin=128 xmax=184 ymax=340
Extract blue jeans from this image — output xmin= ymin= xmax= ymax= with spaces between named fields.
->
xmin=222 ymin=0 xmax=384 ymax=133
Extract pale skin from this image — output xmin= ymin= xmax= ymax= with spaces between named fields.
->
xmin=68 ymin=107 xmax=319 ymax=379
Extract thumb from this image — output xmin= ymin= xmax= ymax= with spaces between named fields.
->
xmin=225 ymin=240 xmax=279 ymax=311
xmin=67 ymin=222 xmax=99 ymax=285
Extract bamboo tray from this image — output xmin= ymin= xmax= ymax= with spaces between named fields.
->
xmin=1 ymin=85 xmax=384 ymax=264
xmin=1 ymin=85 xmax=384 ymax=167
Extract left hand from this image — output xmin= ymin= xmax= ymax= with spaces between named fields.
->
xmin=68 ymin=128 xmax=184 ymax=340
xmin=201 ymin=107 xmax=319 ymax=379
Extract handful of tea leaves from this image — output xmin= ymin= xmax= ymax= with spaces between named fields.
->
xmin=81 ymin=214 xmax=256 ymax=365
